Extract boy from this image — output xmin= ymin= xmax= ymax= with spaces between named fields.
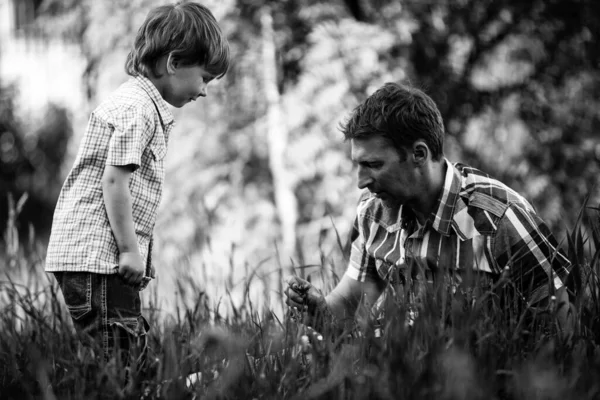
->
xmin=45 ymin=2 xmax=230 ymax=365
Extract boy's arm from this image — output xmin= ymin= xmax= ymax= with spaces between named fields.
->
xmin=102 ymin=164 xmax=145 ymax=286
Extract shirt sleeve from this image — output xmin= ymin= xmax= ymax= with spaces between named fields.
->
xmin=492 ymin=203 xmax=571 ymax=305
xmin=345 ymin=213 xmax=381 ymax=282
xmin=105 ymin=107 xmax=154 ymax=169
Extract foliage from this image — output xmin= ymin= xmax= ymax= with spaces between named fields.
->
xmin=351 ymin=0 xmax=600 ymax=231
xmin=21 ymin=0 xmax=598 ymax=266
xmin=1 ymin=197 xmax=600 ymax=399
xmin=0 ymin=84 xmax=72 ymax=239
xmin=2 ymin=0 xmax=597 ymax=347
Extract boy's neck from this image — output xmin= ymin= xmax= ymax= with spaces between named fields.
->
xmin=145 ymin=57 xmax=170 ymax=99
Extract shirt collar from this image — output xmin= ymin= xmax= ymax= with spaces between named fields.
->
xmin=430 ymin=158 xmax=462 ymax=236
xmin=134 ymin=75 xmax=175 ymax=128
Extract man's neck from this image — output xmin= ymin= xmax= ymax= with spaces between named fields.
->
xmin=410 ymin=159 xmax=447 ymax=225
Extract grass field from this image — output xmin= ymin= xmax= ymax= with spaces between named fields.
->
xmin=1 ymin=195 xmax=599 ymax=400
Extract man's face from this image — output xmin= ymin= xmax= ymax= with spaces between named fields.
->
xmin=350 ymin=136 xmax=417 ymax=208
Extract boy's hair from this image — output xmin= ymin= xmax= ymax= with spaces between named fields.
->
xmin=340 ymin=83 xmax=445 ymax=161
xmin=125 ymin=2 xmax=230 ymax=79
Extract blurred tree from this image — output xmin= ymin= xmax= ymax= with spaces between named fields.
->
xmin=0 ymin=84 xmax=71 ymax=239
xmin=27 ymin=0 xmax=600 ymax=303
xmin=337 ymin=0 xmax=600 ymax=234
xmin=0 ymin=85 xmax=34 ymax=234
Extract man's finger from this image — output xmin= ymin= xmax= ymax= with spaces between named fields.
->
xmin=286 ymin=275 xmax=308 ymax=286
xmin=286 ymin=289 xmax=306 ymax=303
xmin=285 ymin=296 xmax=305 ymax=308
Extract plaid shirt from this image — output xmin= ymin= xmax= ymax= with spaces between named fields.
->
xmin=346 ymin=159 xmax=571 ymax=305
xmin=46 ymin=76 xmax=175 ymax=275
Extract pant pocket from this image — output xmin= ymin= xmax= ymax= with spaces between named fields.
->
xmin=57 ymin=272 xmax=93 ymax=321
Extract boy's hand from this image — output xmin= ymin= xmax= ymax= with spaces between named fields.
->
xmin=118 ymin=251 xmax=145 ymax=286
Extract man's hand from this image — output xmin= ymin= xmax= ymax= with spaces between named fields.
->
xmin=118 ymin=251 xmax=145 ymax=286
xmin=285 ymin=276 xmax=327 ymax=319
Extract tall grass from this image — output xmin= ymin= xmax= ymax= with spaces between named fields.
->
xmin=1 ymin=194 xmax=599 ymax=399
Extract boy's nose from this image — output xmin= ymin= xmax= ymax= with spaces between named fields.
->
xmin=197 ymin=82 xmax=207 ymax=97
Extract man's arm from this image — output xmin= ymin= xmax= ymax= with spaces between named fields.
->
xmin=286 ymin=273 xmax=385 ymax=333
xmin=494 ymin=203 xmax=573 ymax=339
xmin=102 ymin=164 xmax=144 ymax=285
xmin=325 ymin=274 xmax=385 ymax=320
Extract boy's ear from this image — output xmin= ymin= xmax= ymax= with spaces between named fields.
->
xmin=166 ymin=53 xmax=178 ymax=75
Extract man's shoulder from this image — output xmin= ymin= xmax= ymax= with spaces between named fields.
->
xmin=454 ymin=162 xmax=535 ymax=218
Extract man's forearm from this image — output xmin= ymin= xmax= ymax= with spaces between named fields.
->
xmin=325 ymin=290 xmax=360 ymax=320
xmin=555 ymin=287 xmax=573 ymax=341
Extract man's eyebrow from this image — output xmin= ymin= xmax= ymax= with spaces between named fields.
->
xmin=352 ymin=158 xmax=380 ymax=165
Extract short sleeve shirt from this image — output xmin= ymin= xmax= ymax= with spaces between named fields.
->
xmin=45 ymin=76 xmax=175 ymax=274
xmin=346 ymin=159 xmax=571 ymax=305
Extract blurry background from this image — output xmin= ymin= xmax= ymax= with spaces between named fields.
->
xmin=1 ymin=0 xmax=599 ymax=317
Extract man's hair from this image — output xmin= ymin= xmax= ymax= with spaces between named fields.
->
xmin=125 ymin=2 xmax=230 ymax=78
xmin=340 ymin=83 xmax=445 ymax=161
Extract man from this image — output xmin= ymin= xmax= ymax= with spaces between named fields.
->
xmin=285 ymin=82 xmax=572 ymax=336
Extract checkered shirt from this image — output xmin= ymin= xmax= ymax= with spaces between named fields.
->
xmin=45 ymin=76 xmax=175 ymax=275
xmin=346 ymin=159 xmax=571 ymax=305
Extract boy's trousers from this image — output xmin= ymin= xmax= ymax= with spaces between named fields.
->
xmin=52 ymin=271 xmax=150 ymax=367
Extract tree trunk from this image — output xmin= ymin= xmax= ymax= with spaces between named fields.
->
xmin=260 ymin=7 xmax=298 ymax=267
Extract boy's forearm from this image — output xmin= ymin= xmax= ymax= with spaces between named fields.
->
xmin=102 ymin=165 xmax=138 ymax=253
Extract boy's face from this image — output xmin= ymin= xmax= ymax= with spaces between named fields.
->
xmin=163 ymin=61 xmax=215 ymax=108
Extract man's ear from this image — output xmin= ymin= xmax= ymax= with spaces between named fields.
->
xmin=411 ymin=141 xmax=429 ymax=166
xmin=166 ymin=53 xmax=178 ymax=75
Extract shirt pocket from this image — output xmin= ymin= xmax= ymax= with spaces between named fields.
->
xmin=149 ymin=129 xmax=167 ymax=161
xmin=363 ymin=213 xmax=403 ymax=233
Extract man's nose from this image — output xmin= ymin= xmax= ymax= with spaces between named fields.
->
xmin=357 ymin=166 xmax=373 ymax=189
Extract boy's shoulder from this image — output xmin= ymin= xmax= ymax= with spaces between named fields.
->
xmin=93 ymin=76 xmax=174 ymax=130
xmin=94 ymin=77 xmax=156 ymax=117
